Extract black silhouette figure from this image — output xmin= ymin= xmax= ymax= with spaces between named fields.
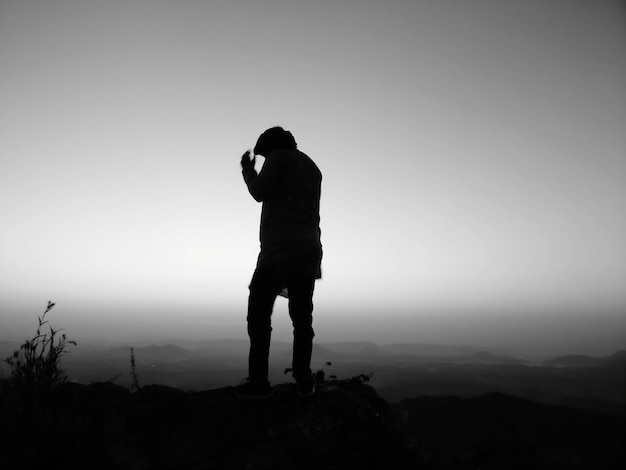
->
xmin=236 ymin=127 xmax=322 ymax=399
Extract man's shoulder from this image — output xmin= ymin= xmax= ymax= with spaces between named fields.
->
xmin=269 ymin=148 xmax=299 ymax=159
xmin=269 ymin=149 xmax=314 ymax=165
xmin=269 ymin=149 xmax=320 ymax=176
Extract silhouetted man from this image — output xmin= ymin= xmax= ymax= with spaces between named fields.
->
xmin=236 ymin=127 xmax=322 ymax=399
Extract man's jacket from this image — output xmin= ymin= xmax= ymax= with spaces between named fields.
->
xmin=242 ymin=148 xmax=322 ymax=279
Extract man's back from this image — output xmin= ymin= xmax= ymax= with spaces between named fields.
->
xmin=259 ymin=149 xmax=321 ymax=247
xmin=243 ymin=148 xmax=321 ymax=248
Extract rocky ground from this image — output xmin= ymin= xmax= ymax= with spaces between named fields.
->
xmin=0 ymin=378 xmax=623 ymax=470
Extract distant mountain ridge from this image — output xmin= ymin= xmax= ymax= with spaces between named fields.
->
xmin=2 ymin=339 xmax=624 ymax=377
xmin=2 ymin=338 xmax=622 ymax=365
xmin=544 ymin=351 xmax=626 ymax=368
xmin=2 ymin=339 xmax=624 ymax=414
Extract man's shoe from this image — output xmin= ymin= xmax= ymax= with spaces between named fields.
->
xmin=234 ymin=378 xmax=273 ymax=400
xmin=297 ymin=378 xmax=316 ymax=398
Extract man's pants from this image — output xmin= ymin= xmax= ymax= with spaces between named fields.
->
xmin=247 ymin=265 xmax=316 ymax=383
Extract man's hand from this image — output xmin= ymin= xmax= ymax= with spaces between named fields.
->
xmin=241 ymin=150 xmax=255 ymax=171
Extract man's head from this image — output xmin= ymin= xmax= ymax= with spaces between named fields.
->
xmin=253 ymin=127 xmax=297 ymax=156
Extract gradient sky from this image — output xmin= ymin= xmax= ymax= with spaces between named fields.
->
xmin=1 ymin=0 xmax=625 ymax=356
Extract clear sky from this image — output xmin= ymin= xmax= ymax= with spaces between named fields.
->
xmin=1 ymin=0 xmax=625 ymax=356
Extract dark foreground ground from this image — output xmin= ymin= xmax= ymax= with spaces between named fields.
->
xmin=0 ymin=378 xmax=624 ymax=470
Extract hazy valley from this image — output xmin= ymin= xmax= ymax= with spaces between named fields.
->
xmin=2 ymin=338 xmax=623 ymax=415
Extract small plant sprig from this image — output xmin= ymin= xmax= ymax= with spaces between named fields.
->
xmin=285 ymin=361 xmax=336 ymax=383
xmin=130 ymin=346 xmax=140 ymax=393
xmin=353 ymin=372 xmax=373 ymax=384
xmin=285 ymin=362 xmax=373 ymax=385
xmin=3 ymin=301 xmax=77 ymax=393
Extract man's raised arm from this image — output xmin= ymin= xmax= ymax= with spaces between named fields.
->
xmin=241 ymin=150 xmax=284 ymax=202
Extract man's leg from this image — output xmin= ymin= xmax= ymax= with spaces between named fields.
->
xmin=287 ymin=277 xmax=316 ymax=383
xmin=247 ymin=266 xmax=282 ymax=384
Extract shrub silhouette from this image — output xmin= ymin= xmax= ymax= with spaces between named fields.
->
xmin=3 ymin=301 xmax=76 ymax=394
